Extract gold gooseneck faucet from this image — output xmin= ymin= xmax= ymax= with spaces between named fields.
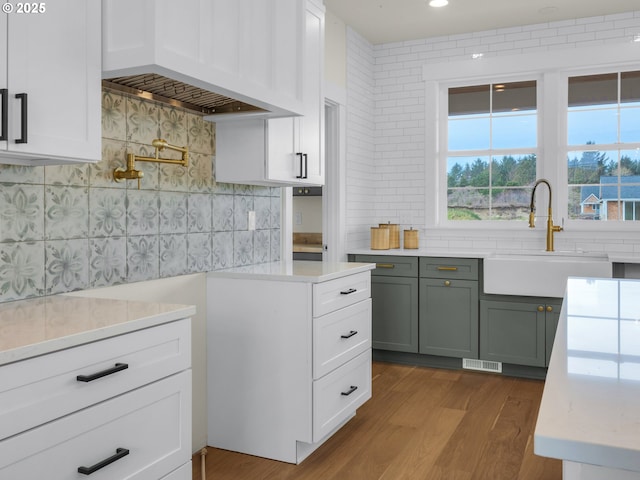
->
xmin=114 ymin=139 xmax=189 ymax=189
xmin=529 ymin=178 xmax=563 ymax=252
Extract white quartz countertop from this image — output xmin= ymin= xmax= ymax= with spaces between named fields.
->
xmin=534 ymin=277 xmax=640 ymax=472
xmin=206 ymin=260 xmax=375 ymax=282
xmin=0 ymin=294 xmax=196 ymax=366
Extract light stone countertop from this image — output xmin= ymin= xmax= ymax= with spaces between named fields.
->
xmin=0 ymin=294 xmax=196 ymax=366
xmin=206 ymin=260 xmax=375 ymax=283
xmin=534 ymin=277 xmax=640 ymax=473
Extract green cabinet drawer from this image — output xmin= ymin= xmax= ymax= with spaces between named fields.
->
xmin=353 ymin=255 xmax=418 ymax=278
xmin=419 ymin=257 xmax=479 ymax=280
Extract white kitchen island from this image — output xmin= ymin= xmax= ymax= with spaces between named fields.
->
xmin=535 ymin=277 xmax=640 ymax=479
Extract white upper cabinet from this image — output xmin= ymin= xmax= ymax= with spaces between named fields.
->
xmin=215 ymin=0 xmax=325 ymax=186
xmin=102 ymin=0 xmax=305 ymax=117
xmin=0 ymin=0 xmax=101 ymax=165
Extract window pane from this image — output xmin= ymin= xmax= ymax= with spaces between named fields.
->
xmin=621 ymin=71 xmax=640 ymax=106
xmin=449 ymin=84 xmax=490 ymax=116
xmin=569 ymin=185 xmax=600 ymax=220
xmin=567 ymin=109 xmax=618 ymax=145
xmin=447 ymin=156 xmax=490 ymax=188
xmin=568 ymin=150 xmax=615 ymax=185
xmin=447 ymin=188 xmax=488 ymax=220
xmin=492 ymin=114 xmax=537 ymax=149
xmin=448 ymin=117 xmax=490 ymax=150
xmin=493 ymin=81 xmax=536 ymax=113
xmin=491 ymin=154 xmax=537 ymax=186
xmin=568 ymin=73 xmax=617 ymax=108
xmin=490 ymin=187 xmax=530 ymax=220
xmin=620 ymin=107 xmax=640 ymax=143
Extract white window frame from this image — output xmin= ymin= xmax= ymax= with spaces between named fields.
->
xmin=423 ymin=42 xmax=640 ymax=233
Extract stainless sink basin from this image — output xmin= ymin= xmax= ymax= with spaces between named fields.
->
xmin=483 ymin=251 xmax=612 ymax=297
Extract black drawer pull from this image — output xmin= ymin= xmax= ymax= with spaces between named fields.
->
xmin=78 ymin=447 xmax=129 ymax=475
xmin=296 ymin=152 xmax=304 ymax=179
xmin=77 ymin=363 xmax=128 ymax=382
xmin=0 ymin=88 xmax=7 ymax=141
xmin=341 ymin=385 xmax=358 ymax=396
xmin=340 ymin=288 xmax=357 ymax=295
xmin=15 ymin=93 xmax=27 ymax=144
xmin=341 ymin=330 xmax=358 ymax=339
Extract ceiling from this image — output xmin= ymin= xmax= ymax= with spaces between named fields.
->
xmin=324 ymin=0 xmax=640 ymax=44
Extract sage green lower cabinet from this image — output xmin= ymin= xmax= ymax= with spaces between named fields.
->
xmin=545 ymin=302 xmax=562 ymax=366
xmin=419 ymin=278 xmax=479 ymax=358
xmin=480 ymin=300 xmax=547 ymax=367
xmin=371 ymin=276 xmax=419 ymax=352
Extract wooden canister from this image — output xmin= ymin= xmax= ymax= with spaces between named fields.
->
xmin=370 ymin=227 xmax=390 ymax=250
xmin=404 ymin=228 xmax=419 ymax=249
xmin=379 ymin=223 xmax=400 ymax=249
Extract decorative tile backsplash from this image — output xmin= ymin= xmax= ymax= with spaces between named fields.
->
xmin=0 ymin=88 xmax=281 ymax=303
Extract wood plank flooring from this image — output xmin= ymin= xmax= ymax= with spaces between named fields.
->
xmin=193 ymin=361 xmax=561 ymax=480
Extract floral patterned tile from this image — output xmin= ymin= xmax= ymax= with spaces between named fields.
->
xmin=89 ymin=188 xmax=127 ymax=237
xmin=127 ymin=235 xmax=159 ymax=283
xmin=126 ymin=190 xmax=159 ymax=236
xmin=44 ymin=163 xmax=89 ymax=186
xmin=254 ymin=230 xmax=270 ymax=264
xmin=270 ymin=196 xmax=281 ymax=227
xmin=253 ymin=186 xmax=271 ymax=197
xmin=159 ymin=161 xmax=189 ymax=192
xmin=91 ymin=139 xmax=127 ymax=189
xmin=0 ymin=164 xmax=44 ymax=184
xmin=127 ymin=96 xmax=159 ymax=145
xmin=188 ymin=193 xmax=212 ymax=233
xmin=45 ymin=239 xmax=89 ymax=295
xmin=270 ymin=187 xmax=282 ymax=198
xmin=188 ymin=152 xmax=214 ymax=193
xmin=45 ymin=186 xmax=89 ymax=240
xmin=212 ymin=194 xmax=234 ymax=231
xmin=0 ymin=242 xmax=45 ymax=301
xmin=254 ymin=195 xmax=271 ymax=230
xmin=233 ymin=195 xmax=254 ymax=231
xmin=187 ymin=233 xmax=212 ymax=273
xmin=160 ymin=234 xmax=187 ymax=278
xmin=234 ymin=184 xmax=253 ymax=195
xmin=89 ymin=237 xmax=127 ymax=288
xmin=159 ymin=104 xmax=188 ymax=146
xmin=234 ymin=230 xmax=254 ymax=266
xmin=187 ymin=115 xmax=215 ymax=155
xmin=128 ymin=142 xmax=160 ymax=191
xmin=102 ymin=89 xmax=127 ymax=141
xmin=270 ymin=229 xmax=281 ymax=262
xmin=212 ymin=181 xmax=234 ymax=194
xmin=159 ymin=192 xmax=188 ymax=234
xmin=0 ymin=184 xmax=44 ymax=242
xmin=212 ymin=231 xmax=234 ymax=270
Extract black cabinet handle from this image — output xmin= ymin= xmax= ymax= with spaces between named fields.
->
xmin=78 ymin=448 xmax=129 ymax=475
xmin=341 ymin=330 xmax=358 ymax=339
xmin=0 ymin=89 xmax=7 ymax=141
xmin=340 ymin=288 xmax=356 ymax=295
xmin=15 ymin=93 xmax=27 ymax=144
xmin=77 ymin=363 xmax=128 ymax=383
xmin=341 ymin=385 xmax=358 ymax=396
xmin=302 ymin=153 xmax=308 ymax=179
xmin=296 ymin=152 xmax=304 ymax=178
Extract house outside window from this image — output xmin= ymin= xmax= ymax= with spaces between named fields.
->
xmin=446 ymin=80 xmax=538 ymax=221
xmin=568 ymin=71 xmax=640 ymax=222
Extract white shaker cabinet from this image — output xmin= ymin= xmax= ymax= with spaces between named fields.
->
xmin=0 ymin=308 xmax=193 ymax=479
xmin=206 ymin=262 xmax=373 ymax=463
xmin=0 ymin=0 xmax=101 ymax=165
xmin=214 ymin=0 xmax=325 ymax=186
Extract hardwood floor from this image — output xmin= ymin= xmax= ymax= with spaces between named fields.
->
xmin=193 ymin=361 xmax=561 ymax=480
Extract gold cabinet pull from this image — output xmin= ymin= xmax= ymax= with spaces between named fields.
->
xmin=376 ymin=263 xmax=395 ymax=269
xmin=537 ymin=305 xmax=544 ymax=312
xmin=546 ymin=305 xmax=553 ymax=312
xmin=436 ymin=266 xmax=458 ymax=271
xmin=444 ymin=280 xmax=451 ymax=287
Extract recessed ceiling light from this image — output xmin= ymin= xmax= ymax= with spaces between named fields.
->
xmin=429 ymin=0 xmax=448 ymax=7
xmin=472 ymin=53 xmax=484 ymax=59
xmin=633 ymin=34 xmax=640 ymax=43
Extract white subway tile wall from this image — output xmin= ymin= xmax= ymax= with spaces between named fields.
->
xmin=346 ymin=10 xmax=640 ymax=255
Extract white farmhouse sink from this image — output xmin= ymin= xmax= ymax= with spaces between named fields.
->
xmin=483 ymin=251 xmax=612 ymax=297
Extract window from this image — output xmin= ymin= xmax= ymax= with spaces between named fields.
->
xmin=567 ymin=71 xmax=640 ymax=222
xmin=446 ymin=81 xmax=537 ymax=221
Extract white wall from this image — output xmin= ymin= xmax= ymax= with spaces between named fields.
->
xmin=325 ymin=9 xmax=347 ymax=88
xmin=293 ymin=196 xmax=323 ymax=233
xmin=345 ymin=10 xmax=640 ymax=255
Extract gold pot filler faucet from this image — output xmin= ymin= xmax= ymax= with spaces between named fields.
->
xmin=529 ymin=178 xmax=563 ymax=252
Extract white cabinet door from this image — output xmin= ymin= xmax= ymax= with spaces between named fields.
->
xmin=0 ymin=0 xmax=101 ymax=164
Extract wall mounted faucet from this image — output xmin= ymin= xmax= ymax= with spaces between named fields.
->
xmin=529 ymin=178 xmax=563 ymax=252
xmin=114 ymin=138 xmax=189 ymax=189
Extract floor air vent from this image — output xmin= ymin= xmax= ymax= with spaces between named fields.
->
xmin=462 ymin=358 xmax=502 ymax=373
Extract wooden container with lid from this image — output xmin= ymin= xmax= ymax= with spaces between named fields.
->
xmin=404 ymin=228 xmax=418 ymax=249
xmin=379 ymin=223 xmax=400 ymax=249
xmin=370 ymin=227 xmax=390 ymax=250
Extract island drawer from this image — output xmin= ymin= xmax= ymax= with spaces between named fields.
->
xmin=419 ymin=257 xmax=479 ymax=280
xmin=353 ymin=255 xmax=418 ymax=277
xmin=313 ymin=271 xmax=371 ymax=317
xmin=0 ymin=370 xmax=191 ymax=479
xmin=313 ymin=349 xmax=371 ymax=443
xmin=0 ymin=318 xmax=191 ymax=440
xmin=313 ymin=299 xmax=372 ymax=379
